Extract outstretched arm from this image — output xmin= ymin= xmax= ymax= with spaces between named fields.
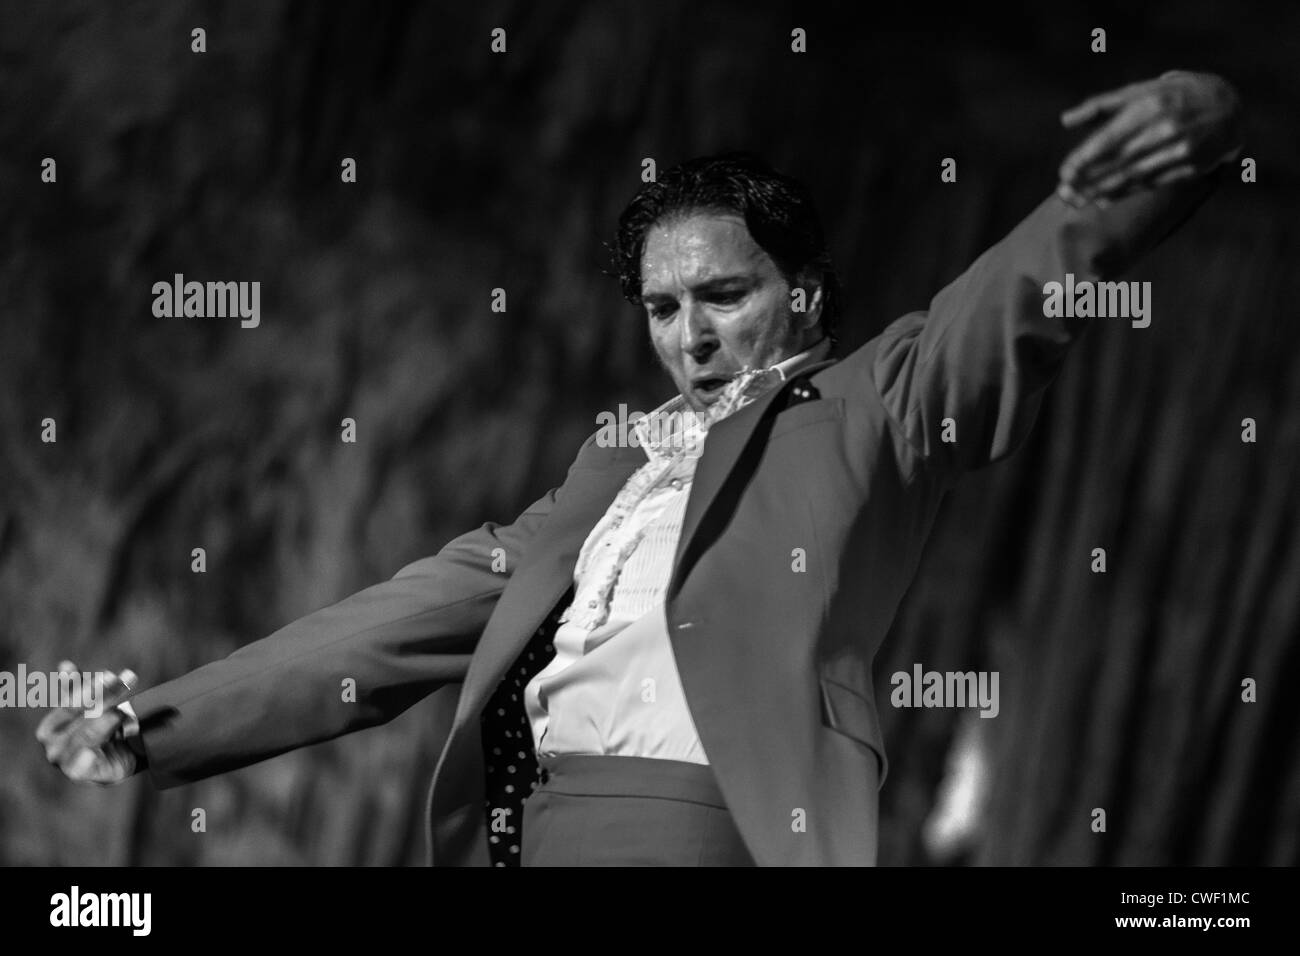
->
xmin=39 ymin=479 xmax=565 ymax=789
xmin=869 ymin=71 xmax=1242 ymax=478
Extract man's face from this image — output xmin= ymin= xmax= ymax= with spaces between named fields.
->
xmin=639 ymin=211 xmax=820 ymax=413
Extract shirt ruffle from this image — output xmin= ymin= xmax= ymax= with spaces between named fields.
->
xmin=559 ymin=364 xmax=786 ymax=630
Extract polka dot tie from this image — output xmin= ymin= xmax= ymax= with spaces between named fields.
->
xmin=479 ymin=589 xmax=569 ymax=867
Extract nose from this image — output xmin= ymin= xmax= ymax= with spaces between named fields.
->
xmin=679 ymin=301 xmax=718 ymax=365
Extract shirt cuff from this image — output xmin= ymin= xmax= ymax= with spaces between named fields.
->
xmin=116 ymin=701 xmax=149 ymax=771
xmin=117 ymin=700 xmax=140 ymax=737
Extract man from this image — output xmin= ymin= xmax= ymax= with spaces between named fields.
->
xmin=39 ymin=70 xmax=1241 ymax=866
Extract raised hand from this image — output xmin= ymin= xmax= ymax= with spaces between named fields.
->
xmin=1057 ymin=71 xmax=1242 ymax=206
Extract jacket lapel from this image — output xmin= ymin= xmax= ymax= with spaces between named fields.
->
xmin=667 ymin=357 xmax=839 ymax=599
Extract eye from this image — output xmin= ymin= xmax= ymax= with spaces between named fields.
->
xmin=647 ymin=302 xmax=677 ymax=320
xmin=707 ymin=290 xmax=745 ymax=306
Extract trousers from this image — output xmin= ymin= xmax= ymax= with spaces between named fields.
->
xmin=520 ymin=754 xmax=756 ymax=866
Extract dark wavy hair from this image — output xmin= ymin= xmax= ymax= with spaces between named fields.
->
xmin=609 ymin=152 xmax=843 ymax=351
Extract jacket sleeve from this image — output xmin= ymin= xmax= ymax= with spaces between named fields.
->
xmin=868 ymin=172 xmax=1223 ymax=480
xmin=127 ymin=483 xmax=561 ymax=789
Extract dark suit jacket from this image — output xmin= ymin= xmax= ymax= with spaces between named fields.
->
xmin=129 ymin=178 xmax=1218 ymax=865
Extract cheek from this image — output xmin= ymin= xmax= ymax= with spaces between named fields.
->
xmin=647 ymin=322 xmax=677 ymax=364
xmin=732 ymin=294 xmax=792 ymax=347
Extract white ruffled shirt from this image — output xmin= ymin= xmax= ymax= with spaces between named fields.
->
xmin=523 ymin=337 xmax=832 ymax=764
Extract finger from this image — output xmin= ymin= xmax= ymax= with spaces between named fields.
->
xmin=94 ymin=740 xmax=138 ymax=785
xmin=1092 ymin=141 xmax=1193 ymax=198
xmin=44 ymin=714 xmax=86 ymax=766
xmin=1124 ymin=138 xmax=1192 ymax=180
xmin=35 ymin=705 xmax=78 ymax=745
xmin=1115 ymin=119 xmax=1179 ymax=163
xmin=65 ymin=736 xmax=136 ymax=785
xmin=1061 ymin=99 xmax=1105 ymax=129
xmin=37 ymin=660 xmax=84 ymax=757
xmin=1060 ymin=98 xmax=1160 ymax=186
xmin=51 ymin=659 xmax=84 ymax=707
xmin=64 ymin=668 xmax=137 ymax=723
xmin=66 ymin=747 xmax=100 ymax=781
xmin=69 ymin=708 xmax=125 ymax=751
xmin=1151 ymin=163 xmax=1197 ymax=187
xmin=64 ymin=746 xmax=119 ymax=784
xmin=1060 ymin=84 xmax=1138 ymax=129
xmin=94 ymin=669 xmax=139 ymax=713
xmin=49 ymin=658 xmax=91 ymax=717
xmin=1080 ymin=119 xmax=1179 ymax=186
xmin=1087 ymin=159 xmax=1198 ymax=205
xmin=1055 ymin=181 xmax=1088 ymax=208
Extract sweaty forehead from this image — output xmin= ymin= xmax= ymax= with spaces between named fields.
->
xmin=640 ymin=213 xmax=772 ymax=289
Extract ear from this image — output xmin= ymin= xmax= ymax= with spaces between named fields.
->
xmin=790 ymin=270 xmax=824 ymax=332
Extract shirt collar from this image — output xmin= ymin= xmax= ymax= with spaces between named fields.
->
xmin=634 ymin=335 xmax=834 ymax=461
xmin=768 ymin=334 xmax=834 ymax=382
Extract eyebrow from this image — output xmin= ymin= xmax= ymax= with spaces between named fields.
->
xmin=641 ymin=275 xmax=755 ymax=303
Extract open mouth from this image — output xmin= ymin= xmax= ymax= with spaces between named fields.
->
xmin=691 ymin=376 xmax=732 ymax=398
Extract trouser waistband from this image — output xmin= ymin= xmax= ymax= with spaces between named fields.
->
xmin=536 ymin=754 xmax=727 ymax=808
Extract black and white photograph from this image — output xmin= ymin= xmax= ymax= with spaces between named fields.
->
xmin=1 ymin=0 xmax=1297 ymax=936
